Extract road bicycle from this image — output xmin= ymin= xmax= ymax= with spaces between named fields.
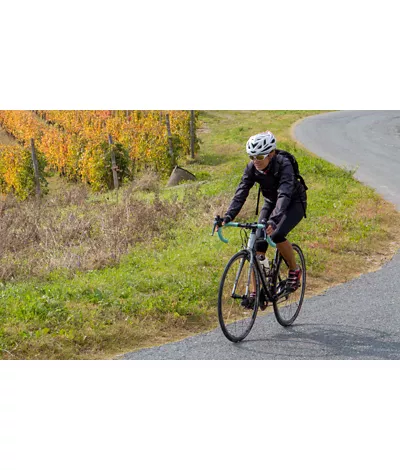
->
xmin=211 ymin=216 xmax=306 ymax=342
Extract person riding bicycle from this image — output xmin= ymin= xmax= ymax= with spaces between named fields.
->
xmin=221 ymin=131 xmax=307 ymax=301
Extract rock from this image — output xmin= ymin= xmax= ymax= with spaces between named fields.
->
xmin=167 ymin=166 xmax=196 ymax=187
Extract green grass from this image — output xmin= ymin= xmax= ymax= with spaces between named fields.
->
xmin=1 ymin=110 xmax=399 ymax=359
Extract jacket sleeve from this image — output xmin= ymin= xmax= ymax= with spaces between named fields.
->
xmin=224 ymin=165 xmax=255 ymax=221
xmin=267 ymin=157 xmax=295 ymax=228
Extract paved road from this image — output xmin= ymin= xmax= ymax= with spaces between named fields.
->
xmin=293 ymin=110 xmax=400 ymax=208
xmin=122 ymin=111 xmax=400 ymax=360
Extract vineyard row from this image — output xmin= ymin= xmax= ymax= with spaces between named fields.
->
xmin=0 ymin=110 xmax=196 ymax=198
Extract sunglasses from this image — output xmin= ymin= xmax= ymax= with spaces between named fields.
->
xmin=249 ymin=152 xmax=273 ymax=161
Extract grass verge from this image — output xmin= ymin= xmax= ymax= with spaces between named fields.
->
xmin=1 ymin=110 xmax=399 ymax=359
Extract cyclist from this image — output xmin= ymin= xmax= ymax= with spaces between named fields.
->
xmin=221 ymin=131 xmax=307 ymax=305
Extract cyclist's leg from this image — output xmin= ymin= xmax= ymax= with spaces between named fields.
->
xmin=271 ymin=203 xmax=304 ymax=292
xmin=271 ymin=201 xmax=306 ymax=265
xmin=276 ymin=240 xmax=297 ymax=270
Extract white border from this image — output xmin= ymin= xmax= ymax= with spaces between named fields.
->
xmin=1 ymin=2 xmax=399 ymax=469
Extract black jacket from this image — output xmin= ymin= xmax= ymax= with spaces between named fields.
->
xmin=224 ymin=150 xmax=307 ymax=228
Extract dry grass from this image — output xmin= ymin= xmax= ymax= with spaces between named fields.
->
xmin=0 ymin=179 xmax=184 ymax=282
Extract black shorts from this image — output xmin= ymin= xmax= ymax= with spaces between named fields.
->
xmin=256 ymin=200 xmax=306 ymax=250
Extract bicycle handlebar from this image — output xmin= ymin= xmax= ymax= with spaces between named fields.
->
xmin=211 ymin=218 xmax=276 ymax=248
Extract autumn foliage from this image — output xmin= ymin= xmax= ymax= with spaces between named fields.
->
xmin=0 ymin=110 xmax=194 ymax=196
xmin=0 ymin=144 xmax=47 ymax=200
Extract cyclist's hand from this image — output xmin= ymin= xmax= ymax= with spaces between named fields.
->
xmin=213 ymin=215 xmax=223 ymax=231
xmin=266 ymin=224 xmax=274 ymax=236
xmin=222 ymin=215 xmax=231 ymax=226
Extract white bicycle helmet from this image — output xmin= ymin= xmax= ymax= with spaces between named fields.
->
xmin=246 ymin=131 xmax=276 ymax=157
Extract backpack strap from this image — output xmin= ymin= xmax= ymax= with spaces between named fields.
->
xmin=300 ymin=197 xmax=307 ymax=218
xmin=255 ymin=183 xmax=261 ymax=216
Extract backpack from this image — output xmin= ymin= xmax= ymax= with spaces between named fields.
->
xmin=255 ymin=151 xmax=308 ymax=217
xmin=281 ymin=152 xmax=308 ymax=191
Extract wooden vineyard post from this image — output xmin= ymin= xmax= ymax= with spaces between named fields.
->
xmin=165 ymin=113 xmax=176 ymax=169
xmin=190 ymin=110 xmax=196 ymax=159
xmin=30 ymin=138 xmax=41 ymax=198
xmin=108 ymin=134 xmax=119 ymax=191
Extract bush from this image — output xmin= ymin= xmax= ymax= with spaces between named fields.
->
xmin=0 ymin=145 xmax=48 ymax=200
xmin=79 ymin=141 xmax=131 ymax=191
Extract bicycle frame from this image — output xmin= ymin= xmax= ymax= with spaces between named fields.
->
xmin=214 ymin=221 xmax=279 ymax=303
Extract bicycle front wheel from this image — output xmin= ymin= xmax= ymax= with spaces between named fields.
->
xmin=272 ymin=243 xmax=306 ymax=326
xmin=218 ymin=250 xmax=259 ymax=342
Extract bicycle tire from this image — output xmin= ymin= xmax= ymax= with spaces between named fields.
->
xmin=218 ymin=250 xmax=259 ymax=342
xmin=272 ymin=243 xmax=306 ymax=326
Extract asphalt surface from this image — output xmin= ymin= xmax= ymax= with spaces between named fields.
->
xmin=293 ymin=110 xmax=400 ymax=208
xmin=122 ymin=111 xmax=400 ymax=360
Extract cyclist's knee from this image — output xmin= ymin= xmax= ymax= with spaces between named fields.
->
xmin=271 ymin=231 xmax=287 ymax=244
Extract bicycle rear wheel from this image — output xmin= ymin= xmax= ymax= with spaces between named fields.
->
xmin=272 ymin=243 xmax=306 ymax=326
xmin=218 ymin=250 xmax=259 ymax=342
